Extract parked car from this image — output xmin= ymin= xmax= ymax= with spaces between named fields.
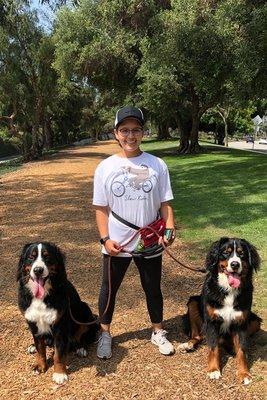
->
xmin=259 ymin=138 xmax=267 ymax=145
xmin=245 ymin=135 xmax=254 ymax=143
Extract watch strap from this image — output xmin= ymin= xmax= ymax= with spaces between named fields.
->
xmin=100 ymin=235 xmax=110 ymax=245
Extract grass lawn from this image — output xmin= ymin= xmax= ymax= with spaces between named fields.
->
xmin=0 ymin=158 xmax=22 ymax=176
xmin=142 ymin=139 xmax=267 ymax=310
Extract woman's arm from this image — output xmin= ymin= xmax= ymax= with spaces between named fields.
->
xmin=95 ymin=205 xmax=109 ymax=238
xmin=160 ymin=201 xmax=176 ymax=245
xmin=160 ymin=201 xmax=175 ymax=228
xmin=95 ymin=205 xmax=121 ymax=255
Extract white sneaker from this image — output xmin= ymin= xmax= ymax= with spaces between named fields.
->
xmin=97 ymin=332 xmax=112 ymax=359
xmin=151 ymin=329 xmax=175 ymax=355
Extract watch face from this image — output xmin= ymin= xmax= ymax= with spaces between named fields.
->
xmin=100 ymin=236 xmax=109 ymax=244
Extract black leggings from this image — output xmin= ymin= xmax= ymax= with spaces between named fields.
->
xmin=98 ymin=254 xmax=163 ymax=324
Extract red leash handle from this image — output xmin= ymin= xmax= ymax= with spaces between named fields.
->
xmin=120 ymin=225 xmax=206 ymax=274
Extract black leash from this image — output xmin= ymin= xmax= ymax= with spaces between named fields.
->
xmin=68 ymin=255 xmax=112 ymax=326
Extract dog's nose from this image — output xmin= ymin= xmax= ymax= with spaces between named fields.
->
xmin=33 ymin=266 xmax=44 ymax=276
xmin=230 ymin=261 xmax=240 ymax=270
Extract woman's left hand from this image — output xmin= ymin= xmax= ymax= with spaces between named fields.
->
xmin=159 ymin=228 xmax=175 ymax=247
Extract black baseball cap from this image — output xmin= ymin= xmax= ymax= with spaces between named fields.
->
xmin=114 ymin=106 xmax=144 ymax=128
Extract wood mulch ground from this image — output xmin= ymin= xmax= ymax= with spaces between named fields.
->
xmin=0 ymin=141 xmax=266 ymax=400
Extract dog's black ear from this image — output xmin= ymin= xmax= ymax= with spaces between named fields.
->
xmin=205 ymin=237 xmax=229 ymax=271
xmin=53 ymin=244 xmax=67 ymax=279
xmin=17 ymin=243 xmax=32 ymax=282
xmin=241 ymin=239 xmax=261 ymax=272
xmin=54 ymin=244 xmax=66 ymax=266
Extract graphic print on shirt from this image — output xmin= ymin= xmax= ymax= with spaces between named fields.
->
xmin=111 ymin=164 xmax=154 ymax=198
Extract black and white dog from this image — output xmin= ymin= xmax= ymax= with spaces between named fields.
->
xmin=179 ymin=237 xmax=261 ymax=385
xmin=17 ymin=242 xmax=98 ymax=384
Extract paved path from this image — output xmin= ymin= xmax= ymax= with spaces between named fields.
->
xmin=228 ymin=140 xmax=267 ymax=154
xmin=0 ymin=154 xmax=21 ymax=164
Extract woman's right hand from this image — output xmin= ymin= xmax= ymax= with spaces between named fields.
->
xmin=104 ymin=239 xmax=122 ymax=256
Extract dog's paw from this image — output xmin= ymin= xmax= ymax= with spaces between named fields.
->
xmin=207 ymin=370 xmax=221 ymax=380
xmin=52 ymin=372 xmax=68 ymax=385
xmin=76 ymin=347 xmax=87 ymax=357
xmin=178 ymin=342 xmax=196 ymax=352
xmin=33 ymin=364 xmax=47 ymax=374
xmin=238 ymin=372 xmax=252 ymax=385
xmin=27 ymin=344 xmax=36 ymax=354
xmin=243 ymin=376 xmax=252 ymax=385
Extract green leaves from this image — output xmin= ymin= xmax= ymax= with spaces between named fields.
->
xmin=0 ymin=0 xmax=265 ymax=158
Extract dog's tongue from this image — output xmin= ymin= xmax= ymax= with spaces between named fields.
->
xmin=227 ymin=273 xmax=241 ymax=288
xmin=32 ymin=278 xmax=45 ymax=299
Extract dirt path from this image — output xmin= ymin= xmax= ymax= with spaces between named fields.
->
xmin=1 ymin=142 xmax=265 ymax=400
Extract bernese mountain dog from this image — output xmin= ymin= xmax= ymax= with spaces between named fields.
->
xmin=179 ymin=237 xmax=261 ymax=385
xmin=17 ymin=242 xmax=98 ymax=384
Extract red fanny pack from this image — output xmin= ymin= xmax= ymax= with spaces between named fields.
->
xmin=111 ymin=211 xmax=165 ymax=257
xmin=140 ymin=218 xmax=166 ymax=247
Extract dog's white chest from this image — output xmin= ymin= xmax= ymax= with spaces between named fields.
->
xmin=25 ymin=298 xmax=57 ymax=335
xmin=215 ymin=292 xmax=242 ymax=332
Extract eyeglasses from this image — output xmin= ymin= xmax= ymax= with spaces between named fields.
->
xmin=118 ymin=128 xmax=143 ymax=136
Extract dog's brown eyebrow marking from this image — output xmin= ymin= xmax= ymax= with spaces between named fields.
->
xmin=219 ymin=261 xmax=228 ymax=272
xmin=219 ymin=260 xmax=228 ymax=266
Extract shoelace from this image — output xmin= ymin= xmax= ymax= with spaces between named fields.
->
xmin=98 ymin=333 xmax=111 ymax=347
xmin=155 ymin=330 xmax=168 ymax=344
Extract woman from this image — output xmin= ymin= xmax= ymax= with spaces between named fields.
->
xmin=93 ymin=106 xmax=176 ymax=359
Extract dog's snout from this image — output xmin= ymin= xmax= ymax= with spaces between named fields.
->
xmin=230 ymin=261 xmax=240 ymax=270
xmin=33 ymin=266 xmax=44 ymax=276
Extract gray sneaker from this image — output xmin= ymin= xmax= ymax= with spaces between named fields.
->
xmin=97 ymin=332 xmax=112 ymax=359
xmin=151 ymin=329 xmax=175 ymax=355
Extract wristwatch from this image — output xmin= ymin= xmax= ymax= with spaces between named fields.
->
xmin=99 ymin=235 xmax=110 ymax=245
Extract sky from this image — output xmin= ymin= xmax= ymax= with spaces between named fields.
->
xmin=30 ymin=0 xmax=55 ymax=31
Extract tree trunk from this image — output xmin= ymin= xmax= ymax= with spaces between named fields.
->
xmin=216 ymin=106 xmax=230 ymax=147
xmin=157 ymin=122 xmax=170 ymax=140
xmin=186 ymin=89 xmax=201 ymax=154
xmin=214 ymin=125 xmax=218 ymax=144
xmin=30 ymin=98 xmax=43 ymax=159
xmin=224 ymin=119 xmax=228 ymax=147
xmin=92 ymin=130 xmax=98 ymax=141
xmin=177 ymin=130 xmax=190 ymax=153
xmin=187 ymin=113 xmax=201 ymax=153
xmin=21 ymin=131 xmax=32 ymax=161
xmin=175 ymin=112 xmax=192 ymax=153
xmin=43 ymin=116 xmax=52 ymax=150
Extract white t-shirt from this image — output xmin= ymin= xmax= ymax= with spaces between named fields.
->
xmin=93 ymin=152 xmax=173 ymax=256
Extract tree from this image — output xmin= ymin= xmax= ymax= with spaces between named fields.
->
xmin=201 ymin=0 xmax=267 ymax=147
xmin=53 ymin=0 xmax=172 ymax=120
xmin=1 ymin=0 xmax=265 ymax=159
xmin=201 ymin=101 xmax=257 ymax=144
xmin=140 ymin=0 xmax=266 ymax=153
xmin=139 ymin=1 xmax=244 ymax=153
xmin=0 ymin=1 xmax=58 ymax=159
